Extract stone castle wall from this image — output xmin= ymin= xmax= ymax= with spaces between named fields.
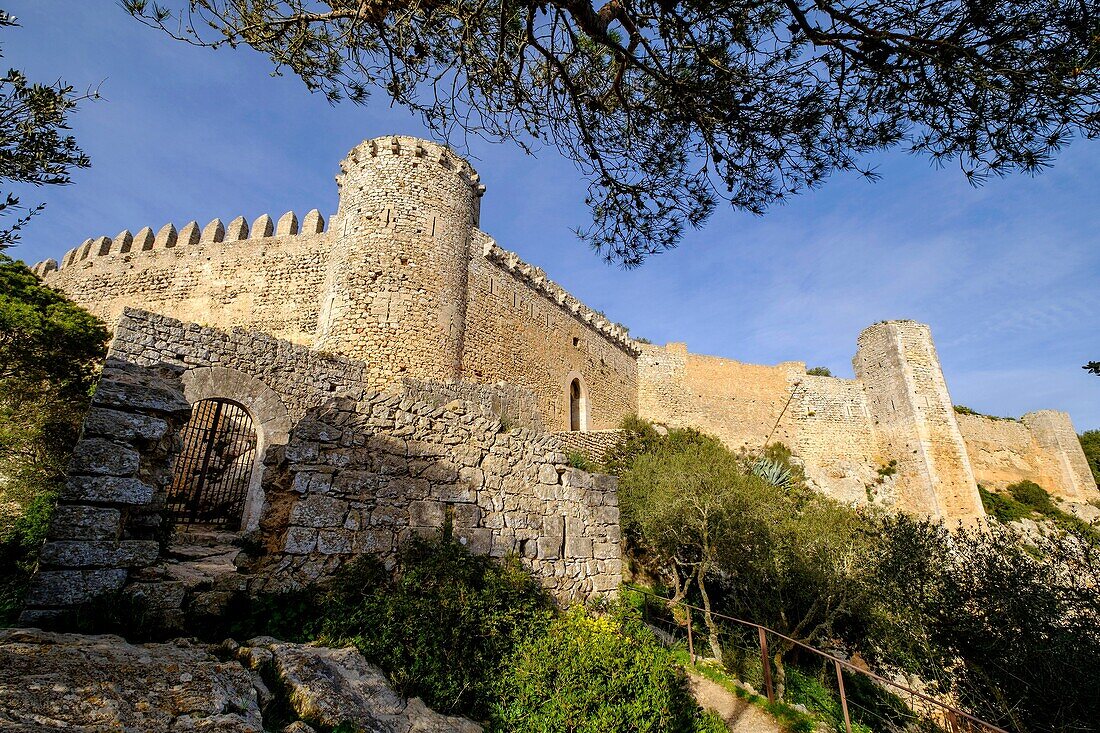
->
xmin=463 ymin=233 xmax=639 ymax=432
xmin=38 ymin=211 xmax=331 ymax=346
xmin=258 ymin=396 xmax=621 ymax=601
xmin=27 ymin=134 xmax=1095 ymax=524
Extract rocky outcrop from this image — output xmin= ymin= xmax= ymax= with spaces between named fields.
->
xmin=0 ymin=628 xmax=480 ymax=733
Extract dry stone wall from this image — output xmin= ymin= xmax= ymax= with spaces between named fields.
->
xmin=21 ymin=360 xmax=192 ymax=626
xmin=23 ymin=309 xmax=622 ymax=623
xmin=255 ymin=395 xmax=622 ymax=602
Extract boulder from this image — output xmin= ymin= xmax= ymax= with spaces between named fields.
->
xmin=239 ymin=639 xmax=482 ymax=733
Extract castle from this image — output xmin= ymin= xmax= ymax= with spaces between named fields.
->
xmin=20 ymin=135 xmax=1097 ymax=624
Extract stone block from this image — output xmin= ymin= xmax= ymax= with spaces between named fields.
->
xmin=408 ymin=500 xmax=444 ymax=527
xmin=83 ymin=407 xmax=169 ymax=442
xmin=458 ymin=466 xmax=484 ymax=488
xmin=565 ymin=536 xmax=593 ymax=558
xmin=592 ymin=474 xmax=617 ymax=491
xmin=289 ymin=495 xmax=348 ymax=528
xmin=47 ymin=505 xmax=121 ymax=540
xmin=432 ymin=484 xmax=476 ymax=504
xmin=538 ymin=464 xmax=559 ymax=485
xmin=352 ymin=528 xmax=394 ymax=553
xmin=452 ymin=503 xmax=482 ymax=527
xmin=39 ymin=540 xmax=160 ymax=568
xmin=24 ymin=568 xmax=128 ymax=607
xmin=536 ymin=536 xmax=561 ymax=561
xmin=60 ymin=476 xmax=156 ymax=505
xmin=595 ymin=505 xmax=620 ymax=525
xmin=420 ymin=461 xmax=459 ymax=483
xmin=284 ymin=527 xmax=318 ymax=554
xmin=93 ymin=376 xmax=190 ymax=418
xmin=456 ymin=528 xmax=492 ymax=556
xmin=317 ymin=529 xmax=353 ymax=554
xmin=68 ymin=438 xmax=140 ymax=477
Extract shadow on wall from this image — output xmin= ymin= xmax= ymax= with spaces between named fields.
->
xmin=19 ymin=358 xmax=623 ymax=632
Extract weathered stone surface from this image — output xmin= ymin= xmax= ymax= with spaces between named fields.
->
xmin=60 ymin=475 xmax=156 ymax=505
xmin=92 ymin=372 xmax=191 ymax=418
xmin=22 ymin=568 xmax=128 ymax=607
xmin=46 ymin=505 xmax=121 ymax=540
xmin=240 ymin=639 xmax=482 ymax=733
xmin=39 ymin=540 xmax=160 ymax=568
xmin=68 ymin=438 xmax=140 ymax=477
xmin=0 ymin=628 xmax=262 ymax=731
xmin=83 ymin=407 xmax=169 ymax=441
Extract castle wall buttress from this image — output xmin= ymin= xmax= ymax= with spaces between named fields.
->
xmin=854 ymin=321 xmax=984 ymax=523
xmin=1021 ymin=411 xmax=1098 ymax=501
xmin=314 ymin=136 xmax=480 ymax=387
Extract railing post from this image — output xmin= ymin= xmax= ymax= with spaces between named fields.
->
xmin=686 ymin=606 xmax=695 ymax=665
xmin=758 ymin=627 xmax=775 ymax=703
xmin=834 ymin=659 xmax=853 ymax=733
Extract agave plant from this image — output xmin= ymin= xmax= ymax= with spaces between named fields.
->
xmin=751 ymin=457 xmax=793 ymax=491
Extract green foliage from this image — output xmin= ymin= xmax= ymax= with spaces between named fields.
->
xmin=566 ymin=450 xmax=595 ymax=471
xmin=490 ymin=605 xmax=718 ymax=733
xmin=805 ymin=367 xmax=832 ymax=377
xmin=0 ymin=255 xmax=108 ymax=520
xmin=952 ymin=405 xmax=1016 ymax=421
xmin=318 ymin=539 xmax=554 ymax=720
xmin=1007 ymin=480 xmax=1057 ymax=514
xmin=1078 ymin=430 xmax=1100 ymax=486
xmin=0 ymin=13 xmax=91 ymax=248
xmin=601 ymin=415 xmax=718 ymax=478
xmin=0 ymin=489 xmax=54 ymax=625
xmin=978 ymin=485 xmax=1031 ymax=523
xmin=750 ymin=457 xmax=793 ymax=491
xmin=0 ymin=256 xmax=107 ymax=619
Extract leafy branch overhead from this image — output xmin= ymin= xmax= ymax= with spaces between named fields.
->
xmin=126 ymin=0 xmax=1100 ymax=265
xmin=0 ymin=11 xmax=92 ymax=250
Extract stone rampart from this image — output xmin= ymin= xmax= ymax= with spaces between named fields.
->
xmin=38 ymin=212 xmax=330 ymax=344
xmin=554 ymin=430 xmax=628 ymax=465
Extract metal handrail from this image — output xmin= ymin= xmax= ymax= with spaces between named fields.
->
xmin=623 ymin=584 xmax=1013 ymax=733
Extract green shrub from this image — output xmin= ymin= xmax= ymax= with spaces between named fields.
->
xmin=0 ymin=489 xmax=55 ymax=625
xmin=978 ymin=486 xmax=1032 ymax=523
xmin=319 ymin=538 xmax=553 ymax=720
xmin=1080 ymin=430 xmax=1100 ymax=486
xmin=490 ymin=605 xmax=718 ymax=733
xmin=1007 ymin=480 xmax=1057 ymax=515
xmin=566 ymin=450 xmax=595 ymax=471
xmin=806 ymin=366 xmax=832 ymax=377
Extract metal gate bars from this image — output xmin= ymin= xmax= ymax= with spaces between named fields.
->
xmin=167 ymin=398 xmax=257 ymax=530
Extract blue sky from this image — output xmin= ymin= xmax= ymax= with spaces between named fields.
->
xmin=6 ymin=1 xmax=1099 ymax=430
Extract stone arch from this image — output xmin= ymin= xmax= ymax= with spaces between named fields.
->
xmin=566 ymin=372 xmax=588 ymax=432
xmin=181 ymin=367 xmax=291 ymax=531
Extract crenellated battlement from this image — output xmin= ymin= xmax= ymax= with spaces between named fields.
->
xmin=35 ymin=209 xmax=328 ymax=277
xmin=338 ymin=135 xmax=486 ymax=199
xmin=480 ymin=236 xmax=640 ymax=355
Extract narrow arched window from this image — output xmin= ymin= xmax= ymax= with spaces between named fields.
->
xmin=168 ymin=398 xmax=257 ymax=529
xmin=569 ymin=378 xmax=587 ymax=432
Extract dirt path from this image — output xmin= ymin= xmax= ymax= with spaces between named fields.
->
xmin=688 ymin=670 xmax=785 ymax=733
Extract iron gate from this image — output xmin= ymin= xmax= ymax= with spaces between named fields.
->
xmin=167 ymin=398 xmax=257 ymax=529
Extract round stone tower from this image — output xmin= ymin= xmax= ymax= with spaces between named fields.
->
xmin=315 ymin=135 xmax=484 ymax=386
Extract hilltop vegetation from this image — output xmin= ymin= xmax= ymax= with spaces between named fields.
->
xmin=607 ymin=417 xmax=1100 ymax=733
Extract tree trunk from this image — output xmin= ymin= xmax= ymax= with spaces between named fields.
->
xmin=696 ymin=566 xmax=723 ymax=663
xmin=773 ymin=651 xmax=786 ymax=701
